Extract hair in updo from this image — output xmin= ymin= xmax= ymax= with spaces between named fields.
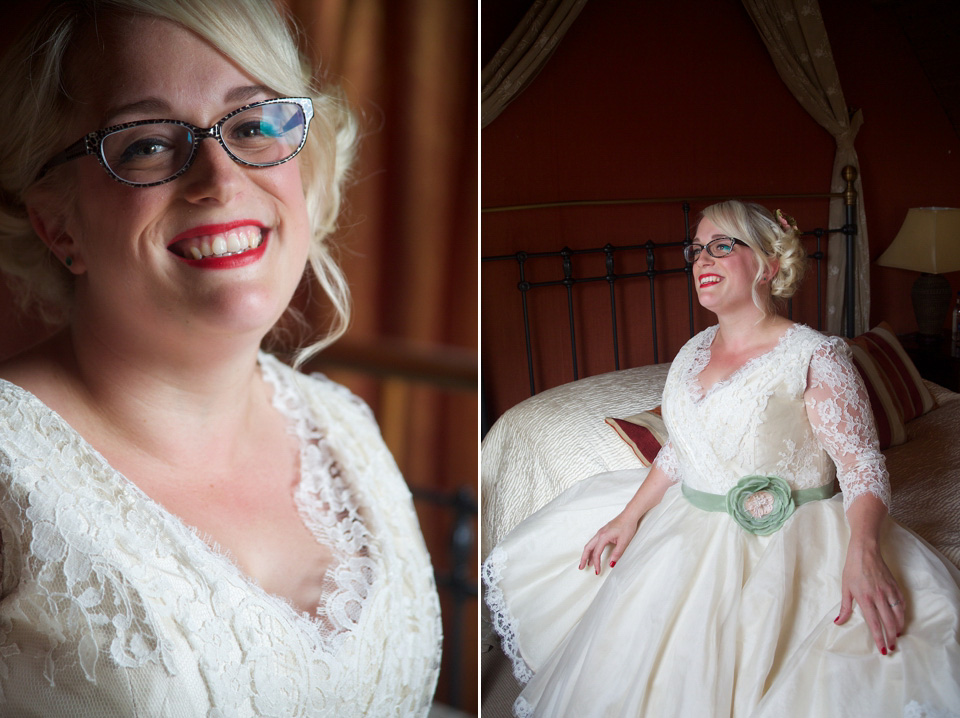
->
xmin=699 ymin=200 xmax=807 ymax=315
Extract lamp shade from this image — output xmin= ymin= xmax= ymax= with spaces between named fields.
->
xmin=876 ymin=207 xmax=960 ymax=274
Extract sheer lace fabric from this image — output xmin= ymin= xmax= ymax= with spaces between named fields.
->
xmin=0 ymin=353 xmax=441 ymax=717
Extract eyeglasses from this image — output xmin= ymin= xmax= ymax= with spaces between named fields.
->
xmin=683 ymin=236 xmax=750 ymax=264
xmin=37 ymin=97 xmax=314 ymax=188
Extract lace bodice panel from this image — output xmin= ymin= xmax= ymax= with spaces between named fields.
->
xmin=659 ymin=324 xmax=890 ymax=512
xmin=0 ymin=354 xmax=441 ymax=717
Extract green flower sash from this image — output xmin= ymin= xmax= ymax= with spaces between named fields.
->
xmin=682 ymin=475 xmax=834 ymax=535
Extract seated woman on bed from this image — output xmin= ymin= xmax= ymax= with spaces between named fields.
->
xmin=483 ymin=200 xmax=960 ymax=717
xmin=0 ymin=0 xmax=440 ymax=715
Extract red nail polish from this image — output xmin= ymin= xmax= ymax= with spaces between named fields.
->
xmin=610 ymin=561 xmax=616 ymax=568
xmin=891 ymin=644 xmax=896 ymax=651
xmin=881 ymin=647 xmax=887 ymax=655
xmin=834 ymin=616 xmax=839 ymax=623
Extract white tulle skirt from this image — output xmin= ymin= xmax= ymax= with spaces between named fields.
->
xmin=482 ymin=470 xmax=960 ymax=718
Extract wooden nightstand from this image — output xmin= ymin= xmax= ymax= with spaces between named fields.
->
xmin=898 ymin=332 xmax=960 ymax=392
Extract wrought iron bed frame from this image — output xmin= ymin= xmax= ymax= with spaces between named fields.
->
xmin=481 ymin=166 xmax=860 ymax=405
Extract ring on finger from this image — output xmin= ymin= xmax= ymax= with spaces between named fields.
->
xmin=889 ymin=599 xmax=902 ymax=608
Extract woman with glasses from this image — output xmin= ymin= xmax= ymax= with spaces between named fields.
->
xmin=483 ymin=201 xmax=960 ymax=716
xmin=0 ymin=1 xmax=440 ymax=715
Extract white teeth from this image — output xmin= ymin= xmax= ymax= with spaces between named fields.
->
xmin=700 ymin=276 xmax=722 ymax=287
xmin=171 ymin=226 xmax=264 ymax=260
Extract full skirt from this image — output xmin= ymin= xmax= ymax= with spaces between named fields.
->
xmin=482 ymin=470 xmax=960 ymax=718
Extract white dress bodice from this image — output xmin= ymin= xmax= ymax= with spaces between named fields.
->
xmin=655 ymin=324 xmax=890 ymax=510
xmin=0 ymin=354 xmax=441 ymax=717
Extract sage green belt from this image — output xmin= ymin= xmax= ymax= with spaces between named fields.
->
xmin=681 ymin=476 xmax=835 ymax=535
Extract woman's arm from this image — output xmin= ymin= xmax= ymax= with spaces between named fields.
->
xmin=804 ymin=340 xmax=904 ymax=655
xmin=578 ymin=444 xmax=677 ymax=575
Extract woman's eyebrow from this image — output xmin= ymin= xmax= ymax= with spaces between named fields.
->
xmin=100 ymin=97 xmax=170 ymax=126
xmin=99 ymin=85 xmax=274 ymax=126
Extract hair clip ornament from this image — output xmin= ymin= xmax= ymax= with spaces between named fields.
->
xmin=775 ymin=209 xmax=799 ymax=235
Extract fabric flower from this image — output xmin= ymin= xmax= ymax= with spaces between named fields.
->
xmin=724 ymin=475 xmax=796 ymax=535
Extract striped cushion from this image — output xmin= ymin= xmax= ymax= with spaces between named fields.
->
xmin=605 ymin=407 xmax=667 ymax=466
xmin=856 ymin=322 xmax=936 ymax=421
xmin=844 ymin=340 xmax=908 ymax=449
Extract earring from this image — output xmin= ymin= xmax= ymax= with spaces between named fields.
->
xmin=65 ymin=256 xmax=73 ymax=268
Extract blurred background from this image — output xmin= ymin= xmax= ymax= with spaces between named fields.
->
xmin=0 ymin=1 xmax=478 ymax=714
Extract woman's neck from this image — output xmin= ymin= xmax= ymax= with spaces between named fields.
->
xmin=713 ymin=309 xmax=792 ymax=354
xmin=60 ymin=319 xmax=270 ymax=470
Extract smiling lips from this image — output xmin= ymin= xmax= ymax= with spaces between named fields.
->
xmin=699 ymin=273 xmax=722 ymax=288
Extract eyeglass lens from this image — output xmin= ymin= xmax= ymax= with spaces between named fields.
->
xmin=683 ymin=237 xmax=738 ymax=263
xmin=100 ymin=101 xmax=307 ymax=185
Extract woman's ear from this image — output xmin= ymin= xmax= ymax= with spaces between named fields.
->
xmin=763 ymin=258 xmax=781 ymax=283
xmin=27 ymin=205 xmax=85 ymax=274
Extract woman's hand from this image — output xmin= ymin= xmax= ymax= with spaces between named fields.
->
xmin=578 ymin=513 xmax=640 ymax=576
xmin=835 ymin=541 xmax=905 ymax=655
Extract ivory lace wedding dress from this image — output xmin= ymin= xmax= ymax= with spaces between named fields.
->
xmin=0 ymin=353 xmax=441 ymax=717
xmin=483 ymin=324 xmax=960 ymax=718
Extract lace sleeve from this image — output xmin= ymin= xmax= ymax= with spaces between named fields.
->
xmin=804 ymin=339 xmax=891 ymax=512
xmin=652 ymin=440 xmax=681 ymax=484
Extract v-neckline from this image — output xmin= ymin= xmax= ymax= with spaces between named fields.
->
xmin=0 ymin=356 xmax=376 ymax=647
xmin=692 ymin=323 xmax=798 ymax=400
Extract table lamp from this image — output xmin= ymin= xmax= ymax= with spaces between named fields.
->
xmin=876 ymin=207 xmax=960 ymax=339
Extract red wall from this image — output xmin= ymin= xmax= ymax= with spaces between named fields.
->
xmin=482 ymin=0 xmax=960 ymax=419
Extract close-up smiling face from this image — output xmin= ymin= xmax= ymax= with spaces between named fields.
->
xmin=692 ymin=217 xmax=764 ymax=315
xmin=31 ymin=12 xmax=314 ymax=350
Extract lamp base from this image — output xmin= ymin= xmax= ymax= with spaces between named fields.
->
xmin=912 ymin=273 xmax=952 ymax=337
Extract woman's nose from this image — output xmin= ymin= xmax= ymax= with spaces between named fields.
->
xmin=180 ymin=138 xmax=244 ymax=203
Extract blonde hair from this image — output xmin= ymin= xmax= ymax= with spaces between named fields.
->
xmin=0 ymin=0 xmax=357 ymax=364
xmin=699 ymin=200 xmax=806 ymax=315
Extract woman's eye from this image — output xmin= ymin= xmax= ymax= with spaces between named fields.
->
xmin=118 ymin=138 xmax=174 ymax=164
xmin=233 ymin=120 xmax=280 ymax=140
xmin=715 ymin=240 xmax=733 ymax=253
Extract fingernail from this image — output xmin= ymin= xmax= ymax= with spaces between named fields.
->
xmin=834 ymin=616 xmax=839 ymax=623
xmin=897 ymin=632 xmax=902 ymax=637
xmin=610 ymin=561 xmax=616 ymax=568
xmin=881 ymin=647 xmax=887 ymax=656
xmin=595 ymin=568 xmax=599 ymax=575
xmin=891 ymin=644 xmax=896 ymax=651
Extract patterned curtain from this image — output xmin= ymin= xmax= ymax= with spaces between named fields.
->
xmin=482 ymin=0 xmax=590 ymax=127
xmin=742 ymin=0 xmax=870 ymax=335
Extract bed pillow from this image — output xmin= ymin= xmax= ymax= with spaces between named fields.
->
xmin=844 ymin=340 xmax=908 ymax=449
xmin=853 ymin=322 xmax=937 ymax=420
xmin=605 ymin=407 xmax=667 ymax=466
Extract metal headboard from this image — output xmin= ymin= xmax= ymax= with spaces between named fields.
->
xmin=481 ymin=166 xmax=859 ymax=405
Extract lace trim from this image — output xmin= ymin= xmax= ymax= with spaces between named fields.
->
xmin=514 ymin=694 xmax=534 ymax=718
xmin=687 ymin=324 xmax=800 ymax=403
xmin=261 ymin=356 xmax=378 ymax=648
xmin=481 ymin=546 xmax=533 ymax=685
xmin=652 ymin=441 xmax=681 ymax=483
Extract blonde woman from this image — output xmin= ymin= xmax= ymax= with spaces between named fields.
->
xmin=0 ymin=1 xmax=440 ymax=715
xmin=483 ymin=201 xmax=960 ymax=717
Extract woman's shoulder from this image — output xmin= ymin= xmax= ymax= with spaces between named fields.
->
xmin=784 ymin=323 xmax=848 ymax=357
